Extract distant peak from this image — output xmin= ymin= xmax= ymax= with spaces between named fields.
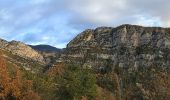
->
xmin=29 ymin=45 xmax=61 ymax=52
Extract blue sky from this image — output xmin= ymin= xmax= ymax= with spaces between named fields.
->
xmin=0 ymin=0 xmax=169 ymax=48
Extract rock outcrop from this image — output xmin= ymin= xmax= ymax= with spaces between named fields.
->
xmin=0 ymin=39 xmax=45 ymax=63
xmin=0 ymin=39 xmax=8 ymax=48
xmin=60 ymin=24 xmax=170 ymax=70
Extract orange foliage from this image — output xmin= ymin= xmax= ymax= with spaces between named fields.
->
xmin=0 ymin=56 xmax=41 ymax=100
xmin=48 ymin=62 xmax=66 ymax=77
xmin=0 ymin=57 xmax=11 ymax=99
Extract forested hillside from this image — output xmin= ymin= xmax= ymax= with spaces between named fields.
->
xmin=0 ymin=24 xmax=170 ymax=100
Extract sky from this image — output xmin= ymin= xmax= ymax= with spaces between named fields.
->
xmin=0 ymin=0 xmax=170 ymax=48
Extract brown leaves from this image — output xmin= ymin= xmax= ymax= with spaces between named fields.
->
xmin=0 ymin=57 xmax=11 ymax=100
xmin=0 ymin=56 xmax=41 ymax=100
xmin=48 ymin=62 xmax=66 ymax=77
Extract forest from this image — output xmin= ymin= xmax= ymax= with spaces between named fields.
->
xmin=0 ymin=53 xmax=169 ymax=100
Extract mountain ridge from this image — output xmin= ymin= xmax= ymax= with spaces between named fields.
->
xmin=29 ymin=44 xmax=61 ymax=52
xmin=0 ymin=38 xmax=45 ymax=63
xmin=0 ymin=24 xmax=170 ymax=99
xmin=59 ymin=24 xmax=170 ymax=70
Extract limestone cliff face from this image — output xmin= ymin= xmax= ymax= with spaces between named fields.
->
xmin=0 ymin=39 xmax=45 ymax=63
xmin=61 ymin=24 xmax=170 ymax=69
xmin=0 ymin=39 xmax=8 ymax=48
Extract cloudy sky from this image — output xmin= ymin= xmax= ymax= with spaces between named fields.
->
xmin=0 ymin=0 xmax=169 ymax=48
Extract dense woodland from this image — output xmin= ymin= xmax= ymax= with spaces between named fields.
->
xmin=0 ymin=52 xmax=170 ymax=100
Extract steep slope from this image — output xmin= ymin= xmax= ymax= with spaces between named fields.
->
xmin=0 ymin=49 xmax=44 ymax=73
xmin=60 ymin=24 xmax=170 ymax=70
xmin=29 ymin=45 xmax=62 ymax=67
xmin=0 ymin=39 xmax=45 ymax=63
xmin=56 ymin=24 xmax=170 ymax=100
xmin=0 ymin=38 xmax=8 ymax=47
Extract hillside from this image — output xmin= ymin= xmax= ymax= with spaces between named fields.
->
xmin=61 ymin=24 xmax=170 ymax=69
xmin=0 ymin=24 xmax=170 ymax=100
xmin=29 ymin=45 xmax=62 ymax=67
xmin=0 ymin=39 xmax=45 ymax=63
xmin=0 ymin=49 xmax=44 ymax=73
xmin=55 ymin=24 xmax=170 ymax=100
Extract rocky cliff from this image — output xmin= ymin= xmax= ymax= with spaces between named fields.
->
xmin=0 ymin=39 xmax=45 ymax=63
xmin=61 ymin=24 xmax=170 ymax=70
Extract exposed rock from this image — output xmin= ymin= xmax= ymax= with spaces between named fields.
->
xmin=29 ymin=44 xmax=61 ymax=65
xmin=0 ymin=39 xmax=45 ymax=63
xmin=61 ymin=24 xmax=170 ymax=70
xmin=0 ymin=38 xmax=8 ymax=49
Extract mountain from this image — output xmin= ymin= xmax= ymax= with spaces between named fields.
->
xmin=54 ymin=24 xmax=170 ymax=99
xmin=29 ymin=45 xmax=62 ymax=68
xmin=0 ymin=39 xmax=45 ymax=63
xmin=0 ymin=39 xmax=61 ymax=72
xmin=60 ymin=24 xmax=170 ymax=69
xmin=0 ymin=24 xmax=170 ymax=100
xmin=29 ymin=45 xmax=61 ymax=52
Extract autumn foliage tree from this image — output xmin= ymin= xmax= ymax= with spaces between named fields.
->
xmin=0 ymin=56 xmax=40 ymax=100
xmin=0 ymin=56 xmax=11 ymax=99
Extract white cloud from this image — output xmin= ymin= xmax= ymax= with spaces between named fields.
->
xmin=0 ymin=0 xmax=170 ymax=48
xmin=66 ymin=0 xmax=170 ymax=27
xmin=67 ymin=0 xmax=129 ymax=26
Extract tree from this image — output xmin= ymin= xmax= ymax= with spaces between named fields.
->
xmin=0 ymin=56 xmax=11 ymax=99
xmin=57 ymin=65 xmax=97 ymax=100
xmin=0 ymin=56 xmax=41 ymax=100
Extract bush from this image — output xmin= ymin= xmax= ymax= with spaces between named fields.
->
xmin=0 ymin=56 xmax=41 ymax=100
xmin=56 ymin=65 xmax=97 ymax=100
